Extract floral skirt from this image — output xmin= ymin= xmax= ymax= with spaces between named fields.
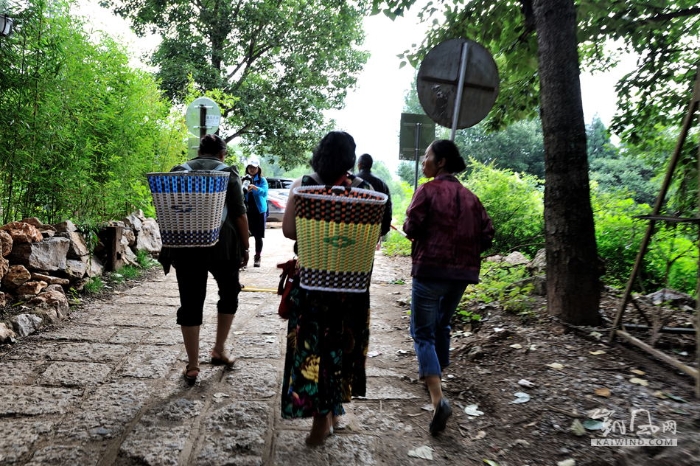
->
xmin=281 ymin=289 xmax=370 ymax=419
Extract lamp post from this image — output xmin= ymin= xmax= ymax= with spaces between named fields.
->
xmin=0 ymin=14 xmax=14 ymax=37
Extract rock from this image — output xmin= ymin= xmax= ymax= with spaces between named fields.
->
xmin=1 ymin=221 xmax=43 ymax=243
xmin=0 ymin=291 xmax=5 ymax=307
xmin=0 ymin=256 xmax=8 ymax=282
xmin=56 ymin=231 xmax=90 ymax=260
xmin=528 ymin=248 xmax=546 ymax=275
xmin=123 ymin=211 xmax=144 ymax=233
xmin=2 ymin=264 xmax=32 ymax=289
xmin=136 ymin=218 xmax=162 ymax=254
xmin=30 ymin=272 xmax=70 ymax=287
xmin=0 ymin=322 xmax=16 ymax=343
xmin=11 ymin=313 xmax=43 ymax=337
xmin=65 ymin=259 xmax=88 ymax=279
xmin=53 ymin=220 xmax=78 ymax=233
xmin=16 ymin=280 xmax=47 ymax=296
xmin=0 ymin=229 xmax=12 ymax=256
xmin=504 ymin=251 xmax=530 ymax=266
xmin=8 ymin=237 xmax=70 ymax=272
xmin=87 ymin=256 xmax=104 ymax=278
xmin=467 ymin=346 xmax=484 ymax=360
xmin=645 ymin=289 xmax=695 ymax=308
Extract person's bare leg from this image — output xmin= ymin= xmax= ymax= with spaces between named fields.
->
xmin=306 ymin=412 xmax=332 ymax=446
xmin=212 ymin=313 xmax=234 ymax=358
xmin=181 ymin=325 xmax=200 ymax=370
xmin=425 ymin=375 xmax=443 ymax=408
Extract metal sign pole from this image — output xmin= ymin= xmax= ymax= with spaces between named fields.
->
xmin=450 ymin=43 xmax=470 ymax=141
xmin=414 ymin=122 xmax=422 ymax=191
xmin=199 ymin=105 xmax=207 ymax=139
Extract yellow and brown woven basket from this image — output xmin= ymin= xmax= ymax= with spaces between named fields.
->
xmin=147 ymin=171 xmax=229 ymax=247
xmin=294 ymin=185 xmax=388 ymax=292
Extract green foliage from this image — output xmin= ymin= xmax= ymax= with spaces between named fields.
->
xmin=459 ymin=261 xmax=536 ymax=323
xmin=455 ymin=118 xmax=545 ymax=179
xmin=136 ymin=250 xmax=158 ymax=269
xmin=463 ymin=160 xmax=544 ymax=256
xmin=592 ymin=186 xmax=698 ymax=295
xmin=372 ymin=0 xmax=700 ymax=145
xmin=83 ymin=277 xmax=105 ymax=294
xmin=0 ymin=0 xmax=187 ymax=225
xmin=103 ymin=0 xmax=371 ymax=168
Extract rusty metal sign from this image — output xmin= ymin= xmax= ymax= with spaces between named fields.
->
xmin=417 ymin=39 xmax=499 ymax=134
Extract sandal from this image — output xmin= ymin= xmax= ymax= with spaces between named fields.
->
xmin=183 ymin=364 xmax=199 ymax=386
xmin=210 ymin=350 xmax=236 ymax=368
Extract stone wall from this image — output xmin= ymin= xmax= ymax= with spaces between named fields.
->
xmin=0 ymin=210 xmax=162 ymax=343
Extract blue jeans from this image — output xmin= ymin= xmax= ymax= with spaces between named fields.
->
xmin=410 ymin=277 xmax=468 ymax=378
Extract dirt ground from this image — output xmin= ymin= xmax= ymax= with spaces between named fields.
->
xmin=368 ymin=254 xmax=700 ymax=466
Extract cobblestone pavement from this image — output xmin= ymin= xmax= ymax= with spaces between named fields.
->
xmin=0 ymin=227 xmax=443 ymax=466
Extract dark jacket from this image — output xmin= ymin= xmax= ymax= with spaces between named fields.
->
xmin=158 ymin=156 xmax=247 ymax=274
xmin=403 ymin=174 xmax=494 ymax=283
xmin=356 ymin=169 xmax=392 ymax=236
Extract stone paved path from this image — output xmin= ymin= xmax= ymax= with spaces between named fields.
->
xmin=0 ymin=228 xmax=446 ymax=466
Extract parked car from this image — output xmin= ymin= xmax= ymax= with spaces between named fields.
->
xmin=266 ymin=177 xmax=293 ymax=222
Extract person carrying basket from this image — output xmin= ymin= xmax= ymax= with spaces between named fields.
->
xmin=280 ymin=131 xmax=383 ymax=446
xmin=157 ymin=134 xmax=250 ymax=386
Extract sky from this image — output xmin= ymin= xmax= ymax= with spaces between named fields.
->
xmin=74 ymin=1 xmax=634 ymax=176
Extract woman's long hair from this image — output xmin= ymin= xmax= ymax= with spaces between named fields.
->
xmin=311 ymin=131 xmax=356 ymax=183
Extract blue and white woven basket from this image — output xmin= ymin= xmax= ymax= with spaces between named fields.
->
xmin=147 ymin=171 xmax=229 ymax=247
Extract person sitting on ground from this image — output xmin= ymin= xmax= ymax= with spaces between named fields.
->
xmin=158 ymin=134 xmax=250 ymax=386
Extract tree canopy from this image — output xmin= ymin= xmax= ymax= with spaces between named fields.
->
xmin=373 ymin=0 xmax=700 ymax=144
xmin=101 ymin=0 xmax=371 ymax=167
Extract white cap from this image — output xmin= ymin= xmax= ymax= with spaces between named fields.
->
xmin=246 ymin=156 xmax=260 ymax=168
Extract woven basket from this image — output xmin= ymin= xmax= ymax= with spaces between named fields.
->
xmin=147 ymin=171 xmax=229 ymax=247
xmin=294 ymin=185 xmax=388 ymax=292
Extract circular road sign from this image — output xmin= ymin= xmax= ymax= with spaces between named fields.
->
xmin=185 ymin=97 xmax=221 ymax=137
xmin=417 ymin=38 xmax=499 ymax=130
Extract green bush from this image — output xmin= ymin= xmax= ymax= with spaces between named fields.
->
xmin=462 ymin=160 xmax=545 ymax=257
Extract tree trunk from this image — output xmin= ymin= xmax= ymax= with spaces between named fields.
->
xmin=533 ymin=0 xmax=601 ymax=326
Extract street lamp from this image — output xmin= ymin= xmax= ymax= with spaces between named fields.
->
xmin=0 ymin=14 xmax=13 ymax=37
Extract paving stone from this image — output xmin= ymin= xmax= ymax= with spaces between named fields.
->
xmin=108 ymin=327 xmax=150 ymax=345
xmin=223 ymin=361 xmax=279 ymax=399
xmin=81 ymin=313 xmax=168 ymax=328
xmin=118 ymin=344 xmax=180 ymax=379
xmin=112 ymin=295 xmax=181 ymax=307
xmin=0 ymin=386 xmax=82 ymax=416
xmin=232 ymin=334 xmax=281 ymax=359
xmin=6 ymin=342 xmax=131 ymax=363
xmin=37 ymin=361 xmax=112 ymax=387
xmin=193 ymin=400 xmax=269 ymax=465
xmin=40 ymin=325 xmax=117 ymax=342
xmin=273 ymin=431 xmax=377 ymax=466
xmin=25 ymin=445 xmax=99 ymax=466
xmin=118 ymin=398 xmax=204 ymax=465
xmin=97 ymin=303 xmax=175 ymax=317
xmin=364 ymin=377 xmax=420 ymax=400
xmin=0 ymin=419 xmax=54 ymax=464
xmin=350 ymin=401 xmax=420 ymax=434
xmin=56 ymin=381 xmax=151 ymax=441
xmin=0 ymin=360 xmax=44 ymax=385
xmin=142 ymin=327 xmax=184 ymax=346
